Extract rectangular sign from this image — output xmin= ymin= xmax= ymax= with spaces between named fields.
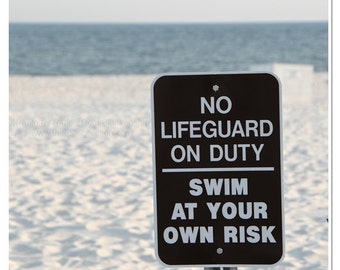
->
xmin=151 ymin=73 xmax=284 ymax=267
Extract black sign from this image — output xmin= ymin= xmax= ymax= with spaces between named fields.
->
xmin=151 ymin=73 xmax=284 ymax=267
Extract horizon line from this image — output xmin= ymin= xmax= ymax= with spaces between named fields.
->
xmin=9 ymin=20 xmax=328 ymax=25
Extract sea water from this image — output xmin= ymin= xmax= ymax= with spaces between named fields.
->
xmin=9 ymin=22 xmax=328 ymax=75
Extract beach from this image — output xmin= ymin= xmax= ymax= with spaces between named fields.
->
xmin=9 ymin=72 xmax=328 ymax=269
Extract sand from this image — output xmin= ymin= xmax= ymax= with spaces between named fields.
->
xmin=9 ymin=72 xmax=328 ymax=269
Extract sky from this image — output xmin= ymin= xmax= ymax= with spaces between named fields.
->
xmin=9 ymin=0 xmax=328 ymax=23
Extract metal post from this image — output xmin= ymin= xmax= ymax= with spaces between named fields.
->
xmin=204 ymin=267 xmax=237 ymax=270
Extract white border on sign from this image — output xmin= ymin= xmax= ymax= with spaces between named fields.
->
xmin=150 ymin=72 xmax=285 ymax=268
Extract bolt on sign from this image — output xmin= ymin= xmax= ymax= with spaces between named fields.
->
xmin=151 ymin=73 xmax=284 ymax=267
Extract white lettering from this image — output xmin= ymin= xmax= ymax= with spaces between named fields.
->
xmin=261 ymin=226 xmax=276 ymax=243
xmin=203 ymin=178 xmax=223 ymax=196
xmin=163 ymin=227 xmax=178 ymax=244
xmin=171 ymin=203 xmax=186 ymax=220
xmin=161 ymin=121 xmax=172 ymax=139
xmin=224 ymin=226 xmax=276 ymax=243
xmin=231 ymin=120 xmax=245 ymax=137
xmin=222 ymin=202 xmax=237 ymax=219
xmin=202 ymin=120 xmax=217 ymax=138
xmin=260 ymin=120 xmax=273 ymax=136
xmin=189 ymin=178 xmax=203 ymax=196
xmin=177 ymin=121 xmax=189 ymax=138
xmin=189 ymin=121 xmax=202 ymax=138
xmin=200 ymin=96 xmax=232 ymax=114
xmin=231 ymin=178 xmax=248 ymax=195
xmin=254 ymin=202 xmax=268 ymax=219
xmin=209 ymin=144 xmax=265 ymax=162
xmin=160 ymin=119 xmax=274 ymax=139
xmin=206 ymin=202 xmax=221 ymax=219
xmin=247 ymin=226 xmax=261 ymax=243
xmin=171 ymin=202 xmax=197 ymax=220
xmin=179 ymin=226 xmax=199 ymax=243
xmin=163 ymin=226 xmax=214 ymax=244
xmin=189 ymin=178 xmax=248 ymax=196
xmin=210 ymin=144 xmax=223 ymax=161
xmin=205 ymin=201 xmax=268 ymax=219
xmin=171 ymin=145 xmax=186 ymax=163
xmin=224 ymin=226 xmax=238 ymax=243
xmin=252 ymin=143 xmax=264 ymax=161
xmin=199 ymin=226 xmax=214 ymax=243
xmin=170 ymin=145 xmax=200 ymax=163
xmin=216 ymin=96 xmax=232 ymax=114
xmin=201 ymin=96 xmax=215 ymax=114
xmin=245 ymin=120 xmax=259 ymax=137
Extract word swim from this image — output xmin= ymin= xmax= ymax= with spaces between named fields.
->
xmin=162 ymin=225 xmax=276 ymax=244
xmin=161 ymin=119 xmax=273 ymax=139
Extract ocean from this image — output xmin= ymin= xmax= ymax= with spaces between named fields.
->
xmin=9 ymin=22 xmax=328 ymax=75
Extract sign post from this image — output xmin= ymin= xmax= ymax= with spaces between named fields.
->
xmin=151 ymin=73 xmax=284 ymax=268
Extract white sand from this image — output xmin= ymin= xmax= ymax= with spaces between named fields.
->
xmin=9 ymin=72 xmax=328 ymax=269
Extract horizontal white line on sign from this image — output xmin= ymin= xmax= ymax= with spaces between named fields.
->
xmin=162 ymin=167 xmax=275 ymax=173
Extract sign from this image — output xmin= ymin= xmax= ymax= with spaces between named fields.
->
xmin=151 ymin=73 xmax=284 ymax=267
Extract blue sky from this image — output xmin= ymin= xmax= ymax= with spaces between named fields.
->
xmin=9 ymin=0 xmax=328 ymax=23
